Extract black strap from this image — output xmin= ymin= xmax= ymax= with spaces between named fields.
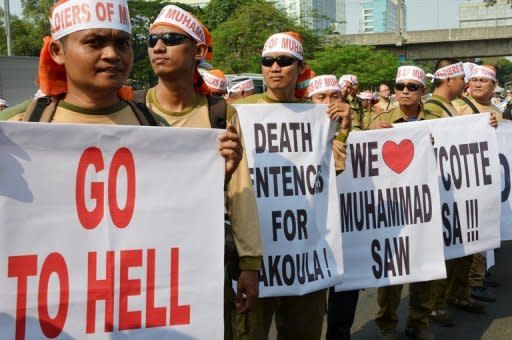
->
xmin=426 ymin=99 xmax=452 ymax=117
xmin=504 ymin=101 xmax=512 ymax=120
xmin=460 ymin=96 xmax=480 ymax=114
xmin=125 ymin=100 xmax=159 ymax=126
xmin=27 ymin=96 xmax=53 ymax=122
xmin=207 ymin=95 xmax=227 ymax=129
xmin=133 ymin=89 xmax=148 ymax=104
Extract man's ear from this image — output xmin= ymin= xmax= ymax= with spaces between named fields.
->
xmin=49 ymin=40 xmax=65 ymax=65
xmin=194 ymin=43 xmax=208 ymax=61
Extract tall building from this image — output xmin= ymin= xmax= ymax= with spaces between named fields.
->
xmin=151 ymin=0 xmax=347 ymax=33
xmin=274 ymin=0 xmax=347 ymax=34
xmin=459 ymin=0 xmax=512 ymax=28
xmin=360 ymin=0 xmax=406 ymax=34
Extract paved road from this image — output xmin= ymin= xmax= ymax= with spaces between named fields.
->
xmin=350 ymin=241 xmax=512 ymax=340
xmin=269 ymin=241 xmax=512 ymax=339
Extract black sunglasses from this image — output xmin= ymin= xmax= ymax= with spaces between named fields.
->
xmin=394 ymin=83 xmax=422 ymax=91
xmin=147 ymin=32 xmax=193 ymax=48
xmin=261 ymin=56 xmax=297 ymax=67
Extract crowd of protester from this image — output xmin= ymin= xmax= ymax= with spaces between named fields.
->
xmin=0 ymin=1 xmax=510 ymax=340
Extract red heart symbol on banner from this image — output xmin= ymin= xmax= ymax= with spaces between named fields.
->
xmin=382 ymin=139 xmax=414 ymax=174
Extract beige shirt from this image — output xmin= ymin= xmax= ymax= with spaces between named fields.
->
xmin=452 ymin=96 xmax=503 ymax=120
xmin=10 ymin=100 xmax=141 ymax=125
xmin=147 ymin=88 xmax=264 ymax=271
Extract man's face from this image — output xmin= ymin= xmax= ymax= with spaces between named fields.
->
xmin=341 ymin=81 xmax=352 ymax=97
xmin=469 ymin=77 xmax=495 ymax=102
xmin=394 ymin=80 xmax=423 ymax=107
xmin=147 ymin=26 xmax=202 ymax=78
xmin=261 ymin=53 xmax=301 ymax=91
xmin=310 ymin=90 xmax=343 ymax=104
xmin=378 ymin=84 xmax=390 ymax=99
xmin=0 ymin=105 xmax=6 ymax=111
xmin=449 ymin=75 xmax=466 ymax=98
xmin=53 ymin=29 xmax=133 ymax=95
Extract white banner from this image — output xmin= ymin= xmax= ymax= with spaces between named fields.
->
xmin=497 ymin=120 xmax=512 ymax=241
xmin=0 ymin=122 xmax=225 ymax=339
xmin=335 ymin=125 xmax=446 ymax=291
xmin=236 ymin=104 xmax=344 ymax=297
xmin=395 ymin=114 xmax=501 ymax=258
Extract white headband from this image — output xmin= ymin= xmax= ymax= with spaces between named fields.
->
xmin=470 ymin=65 xmax=496 ymax=81
xmin=201 ymin=70 xmax=227 ymax=92
xmin=50 ymin=0 xmax=132 ymax=40
xmin=152 ymin=5 xmax=206 ymax=44
xmin=228 ymin=78 xmax=255 ymax=94
xmin=357 ymin=91 xmax=374 ymax=100
xmin=463 ymin=62 xmax=478 ymax=83
xmin=307 ymin=75 xmax=341 ymax=97
xmin=262 ymin=33 xmax=303 ymax=61
xmin=396 ymin=66 xmax=425 ymax=86
xmin=426 ymin=62 xmax=465 ymax=83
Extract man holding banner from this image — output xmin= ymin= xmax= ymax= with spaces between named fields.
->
xmin=233 ymin=32 xmax=344 ymax=340
xmin=142 ymin=5 xmax=264 ymax=339
xmin=306 ymin=74 xmax=357 ymax=340
xmin=370 ymin=66 xmax=436 ymax=340
xmin=453 ymin=65 xmax=502 ymax=304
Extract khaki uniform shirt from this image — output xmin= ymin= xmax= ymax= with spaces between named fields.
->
xmin=423 ymin=94 xmax=459 ymax=119
xmin=370 ymin=104 xmax=427 ymax=128
xmin=452 ymin=96 xmax=503 ymax=120
xmin=147 ymin=88 xmax=263 ymax=271
xmin=10 ymin=100 xmax=142 ymax=125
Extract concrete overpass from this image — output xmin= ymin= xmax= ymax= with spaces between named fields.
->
xmin=324 ymin=26 xmax=512 ymax=60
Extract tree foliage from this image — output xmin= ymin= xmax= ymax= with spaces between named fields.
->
xmin=211 ymin=0 xmax=318 ymax=74
xmin=481 ymin=0 xmax=512 ymax=6
xmin=310 ymin=44 xmax=399 ymax=90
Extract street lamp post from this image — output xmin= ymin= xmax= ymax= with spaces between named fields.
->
xmin=4 ymin=0 xmax=12 ymax=56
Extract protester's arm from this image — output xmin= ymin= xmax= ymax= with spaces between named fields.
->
xmin=218 ymin=123 xmax=243 ymax=184
xmin=0 ymin=99 xmax=30 ymax=120
xmin=226 ymin=109 xmax=263 ymax=313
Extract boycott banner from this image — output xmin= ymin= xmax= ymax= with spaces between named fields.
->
xmin=335 ymin=126 xmax=446 ymax=291
xmin=0 ymin=122 xmax=224 ymax=339
xmin=236 ymin=104 xmax=343 ymax=297
xmin=497 ymin=120 xmax=512 ymax=240
xmin=395 ymin=114 xmax=501 ymax=259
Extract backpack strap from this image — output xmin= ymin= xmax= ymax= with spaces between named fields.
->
xmin=124 ymin=100 xmax=160 ymax=126
xmin=426 ymin=99 xmax=452 ymax=117
xmin=133 ymin=89 xmax=148 ymax=104
xmin=207 ymin=95 xmax=227 ymax=129
xmin=23 ymin=96 xmax=59 ymax=122
xmin=503 ymin=101 xmax=512 ymax=120
xmin=460 ymin=96 xmax=480 ymax=114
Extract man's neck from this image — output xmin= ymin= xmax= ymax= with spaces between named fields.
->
xmin=433 ymin=87 xmax=455 ymax=102
xmin=266 ymin=87 xmax=297 ymax=102
xmin=155 ymin=78 xmax=197 ymax=112
xmin=472 ymin=95 xmax=492 ymax=106
xmin=63 ymin=88 xmax=120 ymax=109
xmin=401 ymin=103 xmax=420 ymax=117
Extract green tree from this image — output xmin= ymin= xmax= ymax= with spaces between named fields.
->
xmin=310 ymin=44 xmax=399 ymax=90
xmin=211 ymin=0 xmax=318 ymax=74
xmin=203 ymin=0 xmax=246 ymax=31
xmin=481 ymin=0 xmax=512 ymax=6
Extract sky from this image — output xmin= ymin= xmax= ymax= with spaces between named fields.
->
xmin=345 ymin=0 xmax=482 ymax=34
xmin=8 ymin=0 xmax=484 ymax=33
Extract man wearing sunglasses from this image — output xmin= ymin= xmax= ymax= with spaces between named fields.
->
xmin=233 ymin=32 xmax=327 ymax=340
xmin=369 ymin=66 xmax=435 ymax=340
xmin=143 ymin=6 xmax=264 ymax=339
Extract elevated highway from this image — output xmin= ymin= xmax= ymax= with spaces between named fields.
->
xmin=324 ymin=26 xmax=512 ymax=60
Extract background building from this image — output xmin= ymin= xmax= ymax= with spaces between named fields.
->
xmin=273 ymin=0 xmax=347 ymax=33
xmin=459 ymin=0 xmax=512 ymax=28
xmin=176 ymin=0 xmax=346 ymax=33
xmin=360 ymin=0 xmax=406 ymax=33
